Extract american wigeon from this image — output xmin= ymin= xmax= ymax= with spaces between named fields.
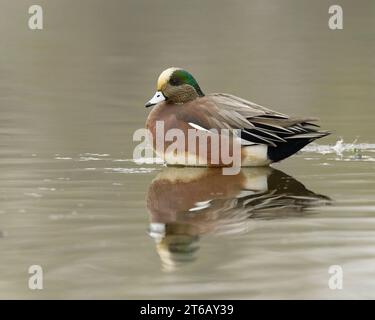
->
xmin=145 ymin=67 xmax=330 ymax=167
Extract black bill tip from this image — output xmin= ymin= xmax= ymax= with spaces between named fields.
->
xmin=145 ymin=102 xmax=155 ymax=108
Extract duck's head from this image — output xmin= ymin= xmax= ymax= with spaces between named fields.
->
xmin=145 ymin=67 xmax=204 ymax=107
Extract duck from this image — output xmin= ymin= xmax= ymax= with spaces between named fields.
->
xmin=145 ymin=67 xmax=330 ymax=167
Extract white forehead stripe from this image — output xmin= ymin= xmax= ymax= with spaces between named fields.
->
xmin=157 ymin=67 xmax=181 ymax=90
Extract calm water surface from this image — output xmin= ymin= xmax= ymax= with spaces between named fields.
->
xmin=0 ymin=0 xmax=374 ymax=299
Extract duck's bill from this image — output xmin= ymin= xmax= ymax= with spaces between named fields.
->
xmin=145 ymin=91 xmax=165 ymax=108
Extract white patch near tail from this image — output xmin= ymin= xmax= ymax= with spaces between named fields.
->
xmin=242 ymin=145 xmax=271 ymax=167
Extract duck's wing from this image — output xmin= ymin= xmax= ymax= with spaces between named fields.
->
xmin=199 ymin=93 xmax=330 ymax=147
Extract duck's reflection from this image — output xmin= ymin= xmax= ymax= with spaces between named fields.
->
xmin=146 ymin=167 xmax=330 ymax=271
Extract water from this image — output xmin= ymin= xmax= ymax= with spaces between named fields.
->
xmin=0 ymin=0 xmax=374 ymax=299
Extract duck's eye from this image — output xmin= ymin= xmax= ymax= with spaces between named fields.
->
xmin=170 ymin=77 xmax=179 ymax=86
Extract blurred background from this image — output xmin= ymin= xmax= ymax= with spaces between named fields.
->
xmin=0 ymin=0 xmax=374 ymax=299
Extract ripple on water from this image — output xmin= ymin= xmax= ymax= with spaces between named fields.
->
xmin=302 ymin=139 xmax=375 ymax=163
xmin=104 ymin=167 xmax=159 ymax=174
xmin=302 ymin=139 xmax=375 ymax=154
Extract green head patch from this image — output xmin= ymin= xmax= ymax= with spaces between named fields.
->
xmin=169 ymin=69 xmax=204 ymax=97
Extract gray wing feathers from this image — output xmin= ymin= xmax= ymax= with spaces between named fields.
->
xmin=205 ymin=93 xmax=329 ymax=146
